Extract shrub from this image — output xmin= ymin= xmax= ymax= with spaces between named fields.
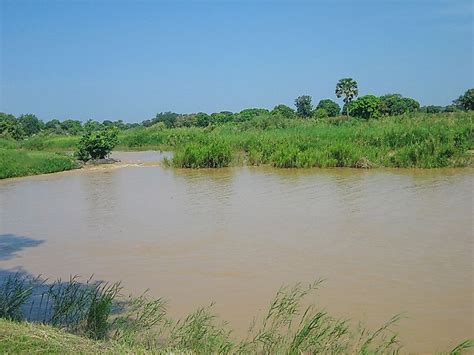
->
xmin=313 ymin=108 xmax=329 ymax=119
xmin=350 ymin=95 xmax=381 ymax=119
xmin=236 ymin=108 xmax=269 ymax=122
xmin=76 ymin=127 xmax=119 ymax=161
xmin=271 ymin=104 xmax=296 ymax=119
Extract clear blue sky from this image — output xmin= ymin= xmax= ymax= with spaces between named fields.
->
xmin=1 ymin=0 xmax=473 ymax=122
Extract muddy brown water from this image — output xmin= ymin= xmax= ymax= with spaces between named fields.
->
xmin=0 ymin=151 xmax=472 ymax=352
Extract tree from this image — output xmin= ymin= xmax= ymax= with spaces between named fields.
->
xmin=210 ymin=111 xmax=234 ymax=124
xmin=196 ymin=112 xmax=211 ymax=127
xmin=335 ymin=78 xmax=358 ymax=117
xmin=379 ymin=94 xmax=420 ymax=116
xmin=83 ymin=119 xmax=103 ymax=132
xmin=153 ymin=112 xmax=178 ymax=128
xmin=316 ymin=99 xmax=340 ymax=117
xmin=444 ymin=104 xmax=460 ymax=113
xmin=0 ymin=113 xmax=24 ymax=140
xmin=44 ymin=119 xmax=63 ymax=134
xmin=175 ymin=114 xmax=197 ymax=127
xmin=454 ymin=88 xmax=474 ymax=111
xmin=420 ymin=105 xmax=444 ymax=114
xmin=61 ymin=119 xmax=83 ymax=135
xmin=271 ymin=104 xmax=296 ymax=119
xmin=76 ymin=127 xmax=119 ymax=161
xmin=294 ymin=95 xmax=313 ymax=117
xmin=236 ymin=108 xmax=269 ymax=122
xmin=350 ymin=95 xmax=381 ymax=119
xmin=18 ymin=114 xmax=42 ymax=136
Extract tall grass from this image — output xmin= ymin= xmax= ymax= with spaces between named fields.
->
xmin=0 ymin=273 xmax=471 ymax=353
xmin=20 ymin=135 xmax=80 ymax=151
xmin=0 ymin=274 xmax=35 ymax=320
xmin=132 ymin=111 xmax=474 ymax=168
xmin=168 ymin=140 xmax=233 ymax=168
xmin=0 ymin=149 xmax=78 ymax=179
xmin=5 ymin=112 xmax=474 ymax=169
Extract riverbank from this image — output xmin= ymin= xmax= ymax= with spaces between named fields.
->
xmin=1 ymin=112 xmax=472 ymax=178
xmin=0 ymin=274 xmax=471 ymax=354
xmin=0 ymin=149 xmax=79 ymax=179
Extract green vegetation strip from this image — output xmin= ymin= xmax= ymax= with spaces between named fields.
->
xmin=0 ymin=149 xmax=78 ymax=179
xmin=129 ymin=112 xmax=473 ymax=168
xmin=1 ymin=112 xmax=473 ymax=177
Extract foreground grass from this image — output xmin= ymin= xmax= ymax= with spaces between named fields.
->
xmin=0 ymin=149 xmax=78 ymax=179
xmin=0 ymin=274 xmax=472 ymax=354
xmin=0 ymin=319 xmax=148 ymax=354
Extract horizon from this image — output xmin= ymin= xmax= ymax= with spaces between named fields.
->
xmin=1 ymin=0 xmax=473 ymax=122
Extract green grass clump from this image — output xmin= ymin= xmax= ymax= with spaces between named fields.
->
xmin=0 ymin=149 xmax=78 ymax=179
xmin=170 ymin=140 xmax=233 ymax=168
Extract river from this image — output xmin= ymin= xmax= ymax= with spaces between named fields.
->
xmin=0 ymin=151 xmax=472 ymax=352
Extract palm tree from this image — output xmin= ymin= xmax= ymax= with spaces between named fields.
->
xmin=335 ymin=78 xmax=358 ymax=117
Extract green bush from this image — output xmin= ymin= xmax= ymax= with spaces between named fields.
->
xmin=316 ymin=99 xmax=341 ymax=117
xmin=350 ymin=95 xmax=381 ymax=119
xmin=76 ymin=128 xmax=119 ymax=161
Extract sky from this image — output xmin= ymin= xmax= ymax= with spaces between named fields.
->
xmin=1 ymin=0 xmax=473 ymax=122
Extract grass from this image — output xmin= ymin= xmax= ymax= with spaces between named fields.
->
xmin=0 ymin=148 xmax=78 ymax=179
xmin=125 ymin=111 xmax=474 ymax=168
xmin=1 ymin=112 xmax=472 ymax=177
xmin=0 ymin=274 xmax=472 ymax=354
xmin=0 ymin=319 xmax=147 ymax=354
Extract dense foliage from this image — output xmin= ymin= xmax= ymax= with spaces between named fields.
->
xmin=271 ymin=104 xmax=296 ymax=119
xmin=76 ymin=127 xmax=119 ymax=161
xmin=350 ymin=95 xmax=381 ymax=119
xmin=294 ymin=95 xmax=313 ymax=117
xmin=379 ymin=94 xmax=420 ymax=116
xmin=316 ymin=99 xmax=341 ymax=117
xmin=454 ymin=88 xmax=474 ymax=111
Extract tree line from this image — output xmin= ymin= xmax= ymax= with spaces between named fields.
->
xmin=1 ymin=80 xmax=473 ymax=139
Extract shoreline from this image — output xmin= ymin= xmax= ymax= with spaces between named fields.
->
xmin=1 ymin=149 xmax=472 ymax=181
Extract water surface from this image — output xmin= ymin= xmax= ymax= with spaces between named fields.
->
xmin=0 ymin=151 xmax=472 ymax=352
